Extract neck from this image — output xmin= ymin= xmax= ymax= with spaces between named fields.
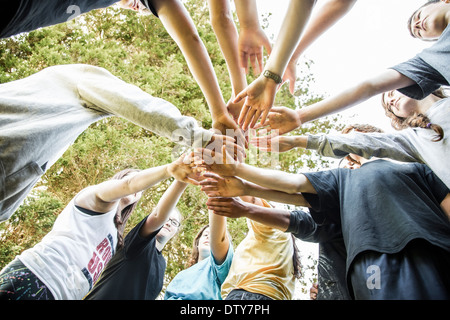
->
xmin=418 ymin=94 xmax=441 ymax=114
xmin=155 ymin=240 xmax=165 ymax=252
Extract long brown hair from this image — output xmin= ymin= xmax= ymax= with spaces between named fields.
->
xmin=381 ymin=89 xmax=445 ymax=142
xmin=111 ymin=168 xmax=142 ymax=249
xmin=291 ymin=234 xmax=302 ymax=279
xmin=186 ymin=224 xmax=209 ymax=268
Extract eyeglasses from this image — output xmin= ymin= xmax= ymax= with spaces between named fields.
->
xmin=168 ymin=218 xmax=180 ymax=228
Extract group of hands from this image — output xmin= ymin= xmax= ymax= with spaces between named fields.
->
xmin=212 ymin=24 xmax=305 ymax=160
xmin=167 ymin=139 xmax=253 ymax=220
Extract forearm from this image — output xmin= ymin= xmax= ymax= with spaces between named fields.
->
xmin=264 ymin=0 xmax=315 ymax=75
xmin=299 ymin=69 xmax=414 ymax=124
xmin=142 ymin=180 xmax=187 ymax=236
xmin=157 ymin=0 xmax=227 ymax=119
xmin=290 ymin=0 xmax=356 ymax=61
xmin=244 ymin=204 xmax=291 ymax=231
xmin=235 ymin=163 xmax=315 ymax=194
xmin=234 ymin=0 xmax=260 ymax=30
xmin=208 ymin=0 xmax=248 ymax=96
xmin=243 ymin=180 xmax=310 ymax=207
xmin=209 ymin=210 xmax=230 ymax=264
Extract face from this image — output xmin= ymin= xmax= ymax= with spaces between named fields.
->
xmin=383 ymin=90 xmax=420 ymax=118
xmin=156 ymin=210 xmax=181 ymax=244
xmin=409 ymin=2 xmax=449 ymax=40
xmin=118 ymin=0 xmax=145 ymax=11
xmin=197 ymin=227 xmax=210 ymax=259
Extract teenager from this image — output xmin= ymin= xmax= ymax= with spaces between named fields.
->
xmin=84 ymin=179 xmax=187 ymax=300
xmin=207 ymin=196 xmax=301 ymax=300
xmin=0 ymin=154 xmax=197 ymax=300
xmin=164 ymin=204 xmax=233 ymax=300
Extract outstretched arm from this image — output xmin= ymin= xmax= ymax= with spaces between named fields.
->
xmin=200 ymin=172 xmax=309 ymax=206
xmin=256 ymin=69 xmax=415 ymax=135
xmin=283 ymin=0 xmax=357 ymax=93
xmin=235 ymin=0 xmax=316 ymax=130
xmin=199 ymin=147 xmax=316 ymax=195
xmin=141 ymin=180 xmax=188 ymax=237
xmin=207 ymin=197 xmax=291 ymax=231
xmin=234 ymin=0 xmax=272 ymax=75
xmin=75 ymin=153 xmax=198 ymax=214
xmin=209 ymin=209 xmax=230 ymax=265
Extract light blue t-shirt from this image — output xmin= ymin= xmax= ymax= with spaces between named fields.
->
xmin=164 ymin=243 xmax=234 ymax=300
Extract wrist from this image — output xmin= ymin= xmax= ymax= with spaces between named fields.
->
xmin=262 ymin=69 xmax=282 ymax=84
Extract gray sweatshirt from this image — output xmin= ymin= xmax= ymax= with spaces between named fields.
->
xmin=307 ymin=98 xmax=450 ymax=189
xmin=0 ymin=64 xmax=213 ymax=222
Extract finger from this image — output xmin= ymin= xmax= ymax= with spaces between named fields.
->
xmin=201 ymin=172 xmax=222 ymax=180
xmin=249 ymin=109 xmax=262 ymax=129
xmin=237 ymin=102 xmax=251 ymax=126
xmin=259 ymin=109 xmax=270 ymax=129
xmin=289 ymin=79 xmax=295 ymax=95
xmin=240 ymin=51 xmax=249 ymax=74
xmin=242 ymin=108 xmax=257 ymax=131
xmin=184 ymin=177 xmax=199 ymax=185
xmin=256 ymin=50 xmax=264 ymax=74
xmin=249 ymin=54 xmax=258 ymax=74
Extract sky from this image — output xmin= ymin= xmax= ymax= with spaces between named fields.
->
xmin=257 ymin=0 xmax=430 ymax=132
xmin=252 ymin=0 xmax=432 ymax=299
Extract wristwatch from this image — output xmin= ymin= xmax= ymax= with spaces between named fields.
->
xmin=263 ymin=70 xmax=282 ymax=84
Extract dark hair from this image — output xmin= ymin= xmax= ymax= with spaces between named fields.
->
xmin=381 ymin=89 xmax=445 ymax=142
xmin=407 ymin=0 xmax=441 ymax=39
xmin=111 ymin=168 xmax=142 ymax=249
xmin=291 ymin=234 xmax=302 ymax=279
xmin=186 ymin=224 xmax=209 ymax=268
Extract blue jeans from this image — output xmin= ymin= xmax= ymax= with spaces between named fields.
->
xmin=225 ymin=289 xmax=273 ymax=300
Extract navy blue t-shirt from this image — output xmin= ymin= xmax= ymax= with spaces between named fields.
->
xmin=303 ymin=160 xmax=450 ymax=275
xmin=0 ymin=0 xmax=117 ymax=38
xmin=390 ymin=23 xmax=450 ymax=99
xmin=84 ymin=215 xmax=166 ymax=300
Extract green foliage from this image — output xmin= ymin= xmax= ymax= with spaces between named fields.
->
xmin=0 ymin=0 xmax=342 ymax=297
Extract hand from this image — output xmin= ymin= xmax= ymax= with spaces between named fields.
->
xmin=212 ymin=113 xmax=248 ymax=152
xmin=253 ymin=106 xmax=302 ymax=135
xmin=234 ymin=75 xmax=278 ymax=130
xmin=238 ymin=27 xmax=272 ymax=75
xmin=281 ymin=58 xmax=298 ymax=95
xmin=250 ymin=134 xmax=297 ymax=153
xmin=167 ymin=153 xmax=203 ymax=185
xmin=310 ymin=283 xmax=318 ymax=300
xmin=200 ymin=172 xmax=246 ymax=197
xmin=226 ymin=99 xmax=244 ymax=123
xmin=206 ymin=197 xmax=251 ymax=219
xmin=195 ymin=145 xmax=238 ymax=177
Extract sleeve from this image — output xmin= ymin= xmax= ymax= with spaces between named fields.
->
xmin=75 ymin=65 xmax=214 ymax=147
xmin=123 ymin=215 xmax=160 ymax=259
xmin=303 ymin=170 xmax=341 ymax=216
xmin=211 ymin=241 xmax=234 ymax=285
xmin=306 ymin=131 xmax=423 ymax=163
xmin=389 ymin=55 xmax=447 ymax=100
xmin=142 ymin=0 xmax=159 ymax=17
xmin=287 ymin=209 xmax=342 ymax=243
xmin=421 ymin=164 xmax=450 ymax=204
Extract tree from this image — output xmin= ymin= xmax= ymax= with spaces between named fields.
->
xmin=0 ymin=0 xmax=342 ymax=298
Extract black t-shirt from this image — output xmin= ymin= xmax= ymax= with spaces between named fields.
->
xmin=84 ymin=215 xmax=166 ymax=300
xmin=0 ymin=0 xmax=117 ymax=38
xmin=303 ymin=160 xmax=450 ymax=274
xmin=288 ymin=209 xmax=350 ymax=300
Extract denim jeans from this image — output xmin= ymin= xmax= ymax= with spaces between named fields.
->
xmin=225 ymin=289 xmax=273 ymax=300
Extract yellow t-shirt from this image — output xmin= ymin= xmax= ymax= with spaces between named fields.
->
xmin=221 ymin=200 xmax=295 ymax=300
